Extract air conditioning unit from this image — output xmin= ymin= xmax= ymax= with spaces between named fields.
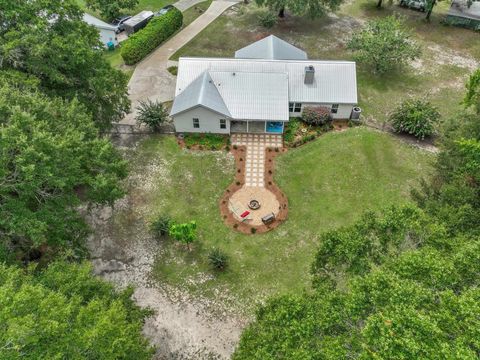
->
xmin=350 ymin=106 xmax=362 ymax=120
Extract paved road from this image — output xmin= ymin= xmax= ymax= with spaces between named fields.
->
xmin=121 ymin=0 xmax=240 ymax=125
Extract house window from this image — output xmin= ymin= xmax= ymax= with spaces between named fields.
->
xmin=331 ymin=104 xmax=339 ymax=114
xmin=220 ymin=119 xmax=226 ymax=129
xmin=193 ymin=118 xmax=199 ymax=128
xmin=289 ymin=102 xmax=302 ymax=113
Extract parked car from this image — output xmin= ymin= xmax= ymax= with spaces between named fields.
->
xmin=154 ymin=5 xmax=175 ymax=17
xmin=399 ymin=0 xmax=427 ymax=12
xmin=112 ymin=15 xmax=132 ymax=34
xmin=123 ymin=10 xmax=154 ymax=36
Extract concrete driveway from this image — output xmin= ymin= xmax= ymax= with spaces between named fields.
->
xmin=121 ymin=0 xmax=240 ymax=125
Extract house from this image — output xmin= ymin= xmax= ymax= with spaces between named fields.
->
xmin=446 ymin=0 xmax=480 ymax=30
xmin=82 ymin=13 xmax=118 ymax=48
xmin=170 ymin=35 xmax=358 ymax=134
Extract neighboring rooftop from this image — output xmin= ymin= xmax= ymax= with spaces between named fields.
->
xmin=235 ymin=35 xmax=308 ymax=61
xmin=124 ymin=10 xmax=154 ymax=26
xmin=82 ymin=13 xmax=116 ymax=31
xmin=175 ymin=57 xmax=357 ymax=105
xmin=448 ymin=0 xmax=480 ymax=21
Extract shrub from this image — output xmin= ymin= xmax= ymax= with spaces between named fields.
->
xmin=136 ymin=99 xmax=169 ymax=131
xmin=208 ymin=248 xmax=229 ymax=271
xmin=258 ymin=11 xmax=277 ymax=28
xmin=302 ymin=106 xmax=331 ymax=126
xmin=168 ymin=221 xmax=197 ymax=250
xmin=284 ymin=118 xmax=301 ymax=146
xmin=184 ymin=133 xmax=226 ymax=150
xmin=121 ymin=8 xmax=183 ymax=65
xmin=150 ymin=215 xmax=171 ymax=238
xmin=389 ymin=98 xmax=440 ymax=139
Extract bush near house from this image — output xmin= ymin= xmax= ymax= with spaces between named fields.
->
xmin=389 ymin=97 xmax=440 ymax=139
xmin=136 ymin=99 xmax=169 ymax=131
xmin=184 ymin=133 xmax=228 ymax=150
xmin=121 ymin=8 xmax=183 ymax=65
xmin=302 ymin=106 xmax=331 ymax=125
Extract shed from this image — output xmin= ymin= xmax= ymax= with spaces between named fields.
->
xmin=82 ymin=13 xmax=118 ymax=48
xmin=446 ymin=0 xmax=480 ymax=30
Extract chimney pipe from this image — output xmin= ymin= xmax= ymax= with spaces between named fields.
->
xmin=304 ymin=65 xmax=315 ymax=84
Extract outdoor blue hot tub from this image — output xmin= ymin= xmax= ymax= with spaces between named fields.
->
xmin=266 ymin=121 xmax=284 ymax=134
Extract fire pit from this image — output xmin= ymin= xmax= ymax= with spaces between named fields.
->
xmin=248 ymin=200 xmax=261 ymax=210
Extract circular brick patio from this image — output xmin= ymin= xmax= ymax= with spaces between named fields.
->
xmin=228 ymin=187 xmax=280 ymax=226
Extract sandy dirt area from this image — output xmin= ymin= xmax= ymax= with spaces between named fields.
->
xmin=86 ymin=134 xmax=245 ymax=360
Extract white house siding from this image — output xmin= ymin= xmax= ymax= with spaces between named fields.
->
xmin=289 ymin=103 xmax=354 ymax=120
xmin=173 ymin=107 xmax=230 ymax=134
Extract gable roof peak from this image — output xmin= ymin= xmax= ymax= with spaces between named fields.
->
xmin=235 ymin=35 xmax=308 ymax=61
xmin=170 ymin=71 xmax=231 ymax=117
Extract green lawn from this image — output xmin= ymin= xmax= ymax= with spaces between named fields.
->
xmin=170 ymin=0 xmax=479 ymax=128
xmin=109 ymin=128 xmax=432 ymax=314
xmin=183 ymin=0 xmax=213 ymax=27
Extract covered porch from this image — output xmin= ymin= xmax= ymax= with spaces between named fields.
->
xmin=230 ymin=120 xmax=285 ymax=134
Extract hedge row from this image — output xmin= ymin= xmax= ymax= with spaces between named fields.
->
xmin=121 ymin=8 xmax=183 ymax=65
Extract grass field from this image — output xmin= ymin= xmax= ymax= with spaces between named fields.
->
xmin=111 ymin=128 xmax=433 ymax=313
xmin=170 ymin=0 xmax=479 ymax=128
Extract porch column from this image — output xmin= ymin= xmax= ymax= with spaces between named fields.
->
xmin=246 ymin=121 xmax=249 ymax=133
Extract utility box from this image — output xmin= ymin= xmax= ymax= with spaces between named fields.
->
xmin=350 ymin=106 xmax=362 ymax=121
xmin=124 ymin=11 xmax=154 ymax=36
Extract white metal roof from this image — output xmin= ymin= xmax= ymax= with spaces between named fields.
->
xmin=210 ymin=71 xmax=289 ymax=121
xmin=171 ymin=70 xmax=289 ymax=121
xmin=448 ymin=0 xmax=480 ymax=21
xmin=176 ymin=57 xmax=358 ymax=105
xmin=170 ymin=71 xmax=231 ymax=117
xmin=235 ymin=35 xmax=308 ymax=60
xmin=82 ymin=13 xmax=116 ymax=31
xmin=124 ymin=11 xmax=154 ymax=27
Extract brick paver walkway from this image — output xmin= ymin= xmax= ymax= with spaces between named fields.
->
xmin=231 ymin=134 xmax=282 ymax=187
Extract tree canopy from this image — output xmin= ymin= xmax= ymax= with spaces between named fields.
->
xmin=0 ymin=261 xmax=154 ymax=359
xmin=85 ymin=0 xmax=139 ymax=21
xmin=0 ymin=0 xmax=130 ymax=130
xmin=347 ymin=16 xmax=421 ymax=74
xmin=255 ymin=0 xmax=344 ymax=18
xmin=464 ymin=69 xmax=480 ymax=113
xmin=0 ymin=77 xmax=127 ymax=261
xmin=233 ymin=70 xmax=480 ymax=359
xmin=234 ymin=205 xmax=480 ymax=359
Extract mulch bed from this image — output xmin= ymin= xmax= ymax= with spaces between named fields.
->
xmin=219 ymin=146 xmax=289 ymax=235
xmin=176 ymin=134 xmax=230 ymax=151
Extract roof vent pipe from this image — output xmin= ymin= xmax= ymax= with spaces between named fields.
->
xmin=304 ymin=65 xmax=315 ymax=84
